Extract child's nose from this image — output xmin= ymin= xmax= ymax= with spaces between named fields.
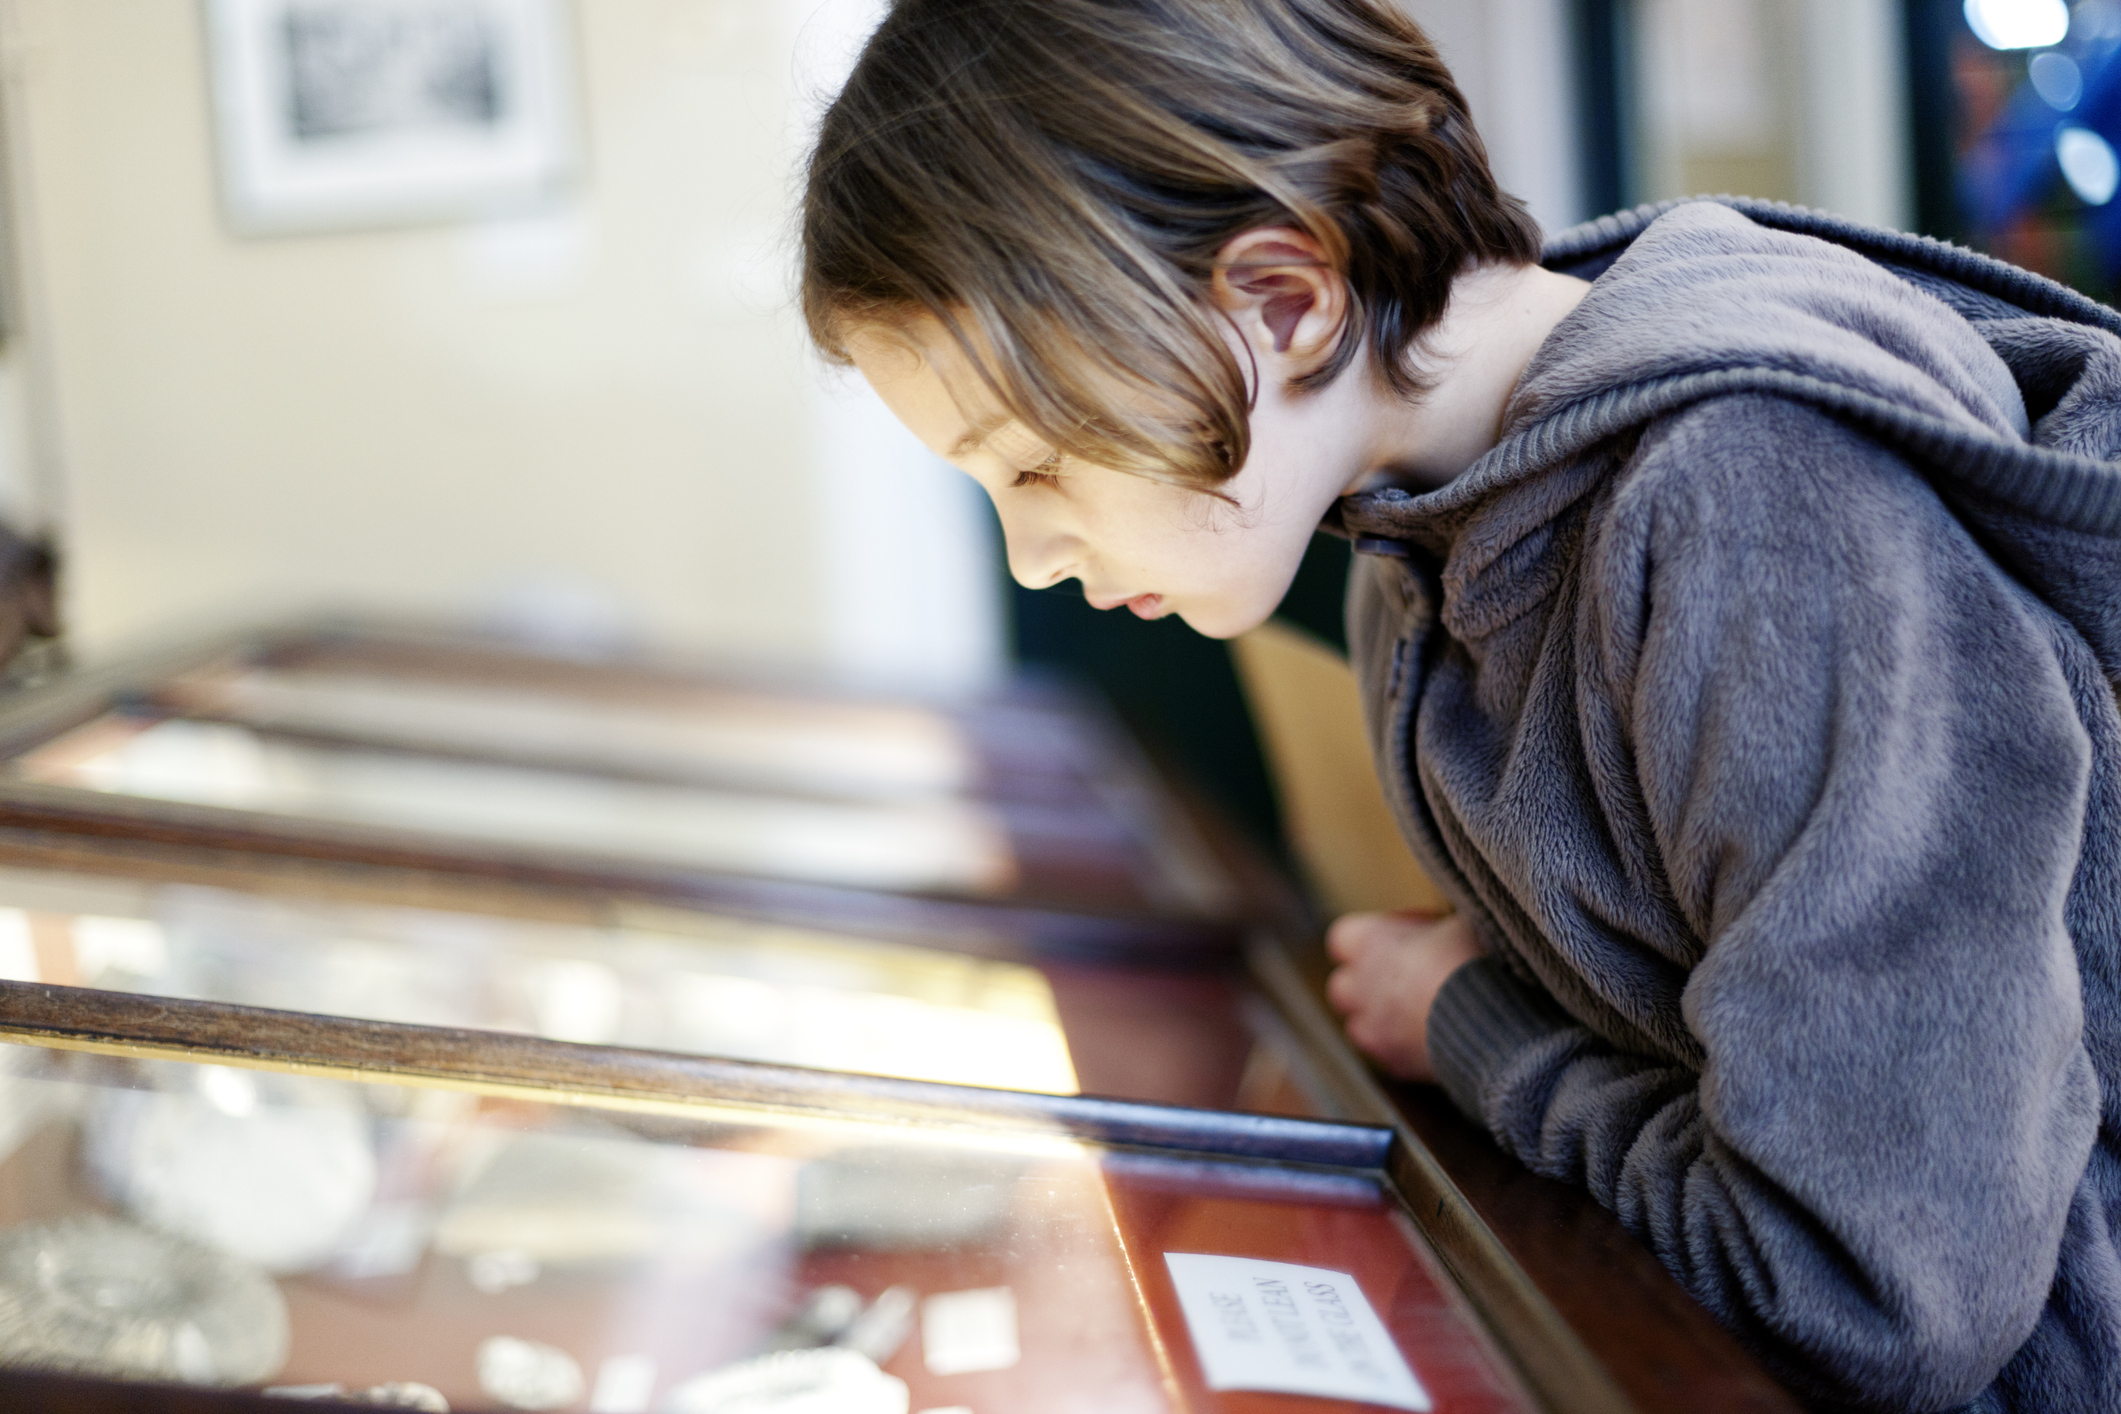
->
xmin=999 ymin=516 xmax=1077 ymax=592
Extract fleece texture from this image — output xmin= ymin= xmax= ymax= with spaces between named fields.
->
xmin=1336 ymin=199 xmax=2121 ymax=1413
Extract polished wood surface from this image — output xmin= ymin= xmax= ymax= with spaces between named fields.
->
xmin=0 ymin=981 xmax=1544 ymax=1413
xmin=0 ymin=1151 xmax=1539 ymax=1414
xmin=0 ymin=836 xmax=1806 ymax=1414
xmin=0 ymin=1372 xmax=301 ymax=1411
xmin=0 ymin=959 xmax=1797 ymax=1414
xmin=0 ymin=824 xmax=1283 ymax=1113
xmin=0 ymin=1050 xmax=1338 ymax=1413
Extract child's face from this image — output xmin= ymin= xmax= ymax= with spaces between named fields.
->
xmin=850 ymin=316 xmax=1374 ymax=640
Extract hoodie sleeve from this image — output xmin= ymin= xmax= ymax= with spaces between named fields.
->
xmin=1423 ymin=394 xmax=2104 ymax=1412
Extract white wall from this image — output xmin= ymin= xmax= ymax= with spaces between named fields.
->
xmin=0 ymin=0 xmax=1003 ymax=690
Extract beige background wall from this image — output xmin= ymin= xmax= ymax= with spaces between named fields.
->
xmin=0 ymin=0 xmax=1605 ymax=680
xmin=0 ymin=0 xmax=897 ymax=666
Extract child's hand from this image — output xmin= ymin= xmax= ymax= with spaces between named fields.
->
xmin=1324 ymin=910 xmax=1483 ymax=1082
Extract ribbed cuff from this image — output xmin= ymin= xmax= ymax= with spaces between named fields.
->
xmin=1427 ymin=957 xmax=1577 ymax=1122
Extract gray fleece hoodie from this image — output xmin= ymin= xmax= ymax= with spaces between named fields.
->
xmin=1337 ymin=199 xmax=2121 ymax=1413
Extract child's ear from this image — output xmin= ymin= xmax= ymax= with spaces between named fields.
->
xmin=1211 ymin=228 xmax=1346 ymax=365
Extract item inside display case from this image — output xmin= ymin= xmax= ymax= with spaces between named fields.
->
xmin=0 ymin=1037 xmax=1533 ymax=1412
xmin=11 ymin=714 xmax=1019 ymax=897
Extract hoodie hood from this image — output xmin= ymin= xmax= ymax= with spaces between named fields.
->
xmin=1336 ymin=198 xmax=2121 ymax=675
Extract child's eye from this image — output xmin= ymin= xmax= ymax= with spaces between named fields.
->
xmin=1011 ymin=453 xmax=1063 ymax=489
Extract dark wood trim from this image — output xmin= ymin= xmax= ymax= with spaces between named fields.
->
xmin=0 ymin=629 xmax=260 ymax=761
xmin=0 ymin=823 xmax=621 ymax=928
xmin=173 ymin=616 xmax=1150 ymax=785
xmin=103 ymin=710 xmax=1205 ymax=915
xmin=143 ymin=708 xmax=1101 ymax=811
xmin=0 ymin=979 xmax=1389 ymax=1170
xmin=266 ymin=614 xmax=1060 ymax=716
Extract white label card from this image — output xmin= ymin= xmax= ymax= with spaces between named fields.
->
xmin=1163 ymin=1254 xmax=1431 ymax=1411
xmin=922 ymin=1286 xmax=1019 ymax=1375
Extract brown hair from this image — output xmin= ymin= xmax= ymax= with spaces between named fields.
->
xmin=800 ymin=0 xmax=1541 ymax=485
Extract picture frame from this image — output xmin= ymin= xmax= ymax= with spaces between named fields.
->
xmin=203 ymin=0 xmax=581 ymax=236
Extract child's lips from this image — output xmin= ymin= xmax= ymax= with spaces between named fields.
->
xmin=1088 ymin=591 xmax=1165 ymax=618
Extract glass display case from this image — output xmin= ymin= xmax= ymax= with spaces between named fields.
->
xmin=0 ymin=981 xmax=1534 ymax=1413
xmin=0 ymin=621 xmax=1805 ymax=1412
xmin=0 ymin=624 xmax=1267 ymax=961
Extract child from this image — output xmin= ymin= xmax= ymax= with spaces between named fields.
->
xmin=800 ymin=1 xmax=2121 ymax=1408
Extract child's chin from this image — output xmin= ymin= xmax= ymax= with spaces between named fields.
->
xmin=1178 ymin=602 xmax=1272 ymax=641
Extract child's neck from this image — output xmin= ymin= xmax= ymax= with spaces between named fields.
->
xmin=1358 ymin=262 xmax=1593 ymax=493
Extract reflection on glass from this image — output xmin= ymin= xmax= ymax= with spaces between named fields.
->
xmin=14 ymin=716 xmax=1017 ymax=896
xmin=159 ymin=666 xmax=981 ymax=802
xmin=0 ymin=1043 xmax=1531 ymax=1412
xmin=0 ymin=868 xmax=1077 ymax=1095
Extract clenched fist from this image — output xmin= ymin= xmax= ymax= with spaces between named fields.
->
xmin=1324 ymin=910 xmax=1482 ymax=1082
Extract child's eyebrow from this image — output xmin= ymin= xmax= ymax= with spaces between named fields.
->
xmin=947 ymin=414 xmax=1012 ymax=460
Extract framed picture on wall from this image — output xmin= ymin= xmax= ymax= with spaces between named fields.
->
xmin=204 ymin=0 xmax=580 ymax=236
